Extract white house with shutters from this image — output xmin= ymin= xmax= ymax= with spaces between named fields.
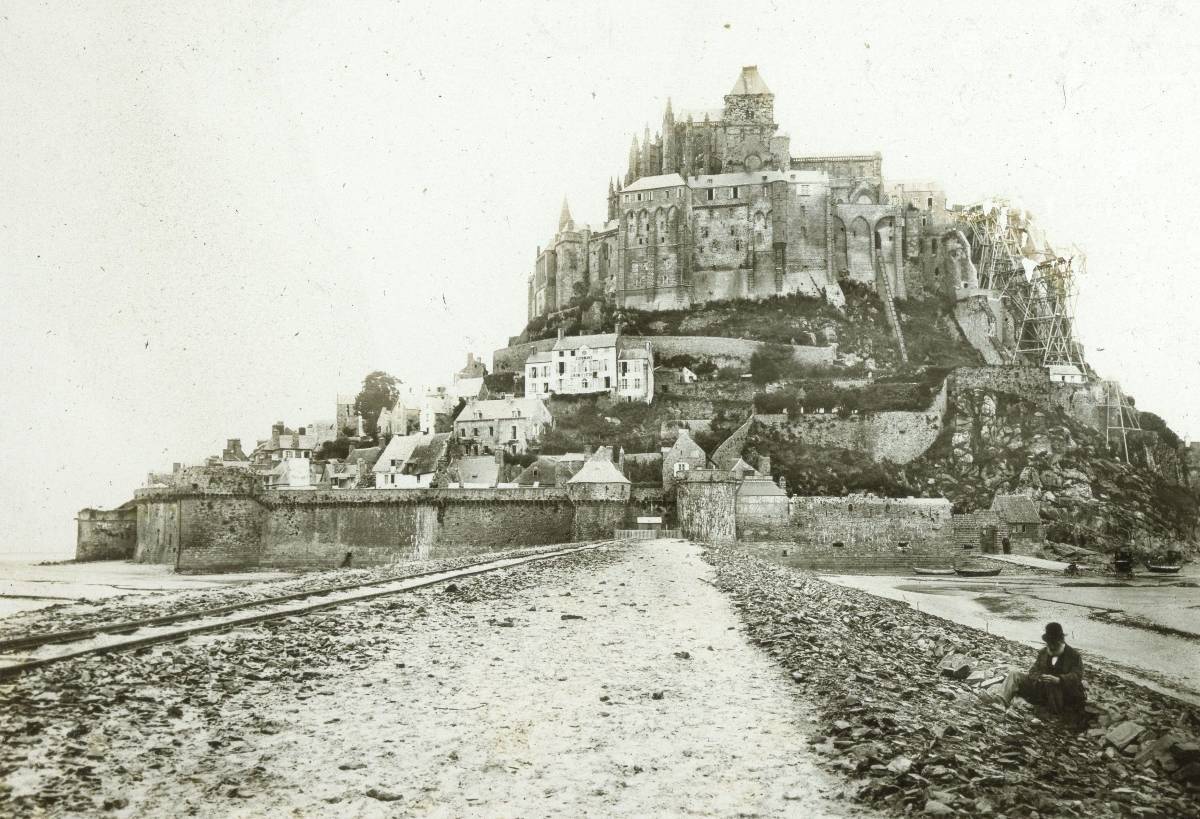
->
xmin=524 ymin=331 xmax=655 ymax=404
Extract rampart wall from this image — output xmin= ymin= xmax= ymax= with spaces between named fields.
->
xmin=75 ymin=508 xmax=137 ymax=561
xmin=135 ymin=486 xmax=621 ymax=573
xmin=493 ymin=335 xmax=835 ymax=373
xmin=739 ymin=495 xmax=957 ymax=570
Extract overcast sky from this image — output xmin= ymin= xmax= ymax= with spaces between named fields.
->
xmin=2 ymin=1 xmax=1199 ymax=557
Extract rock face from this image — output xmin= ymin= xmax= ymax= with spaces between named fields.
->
xmin=919 ymin=388 xmax=1197 ymax=548
xmin=706 ymin=545 xmax=1200 ymax=818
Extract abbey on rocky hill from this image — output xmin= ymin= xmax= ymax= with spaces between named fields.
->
xmin=528 ymin=66 xmax=952 ymax=320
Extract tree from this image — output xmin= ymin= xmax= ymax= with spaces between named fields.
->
xmin=749 ymin=344 xmax=794 ymax=386
xmin=354 ymin=371 xmax=400 ymax=440
xmin=315 ymin=437 xmax=352 ymax=461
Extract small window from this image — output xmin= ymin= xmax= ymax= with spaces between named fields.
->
xmin=707 ymin=189 xmax=715 ymax=201
xmin=927 ymin=196 xmax=933 ymax=209
xmin=800 ymin=184 xmax=810 ymax=195
xmin=732 ymin=186 xmax=739 ymax=198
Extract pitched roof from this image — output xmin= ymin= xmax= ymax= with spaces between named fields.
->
xmin=346 ymin=446 xmax=382 ymax=470
xmin=373 ymin=435 xmax=424 ymax=473
xmin=567 ymin=458 xmax=631 ymax=485
xmin=729 ymin=66 xmax=771 ymax=96
xmin=990 ymin=495 xmax=1042 ymax=524
xmin=729 ymin=457 xmax=759 ymax=476
xmin=402 ymin=433 xmax=450 ymax=476
xmin=526 ymin=350 xmax=553 ymax=364
xmin=459 ymin=396 xmax=549 ymax=421
xmin=737 ymin=476 xmax=786 ymax=497
xmin=454 ymin=456 xmax=499 ymax=486
xmin=623 ymin=173 xmax=686 ymax=193
xmin=688 ymin=170 xmax=788 ymax=188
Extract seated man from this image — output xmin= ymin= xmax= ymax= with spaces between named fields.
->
xmin=983 ymin=622 xmax=1086 ymax=718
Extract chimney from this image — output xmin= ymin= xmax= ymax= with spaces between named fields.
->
xmin=759 ymin=455 xmax=771 ymax=476
xmin=557 ymin=327 xmax=565 ymax=341
xmin=584 ymin=445 xmax=594 ymax=457
xmin=298 ymin=426 xmax=307 ymax=436
xmin=615 ymin=321 xmax=623 ymax=337
xmin=495 ymin=448 xmax=504 ymax=465
xmin=172 ymin=462 xmax=181 ymax=473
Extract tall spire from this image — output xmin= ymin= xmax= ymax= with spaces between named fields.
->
xmin=558 ymin=197 xmax=574 ymax=232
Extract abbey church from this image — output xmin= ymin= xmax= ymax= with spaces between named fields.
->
xmin=528 ymin=66 xmax=952 ymax=321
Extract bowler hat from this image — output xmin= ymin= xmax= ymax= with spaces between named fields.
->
xmin=1042 ymin=622 xmax=1065 ymax=643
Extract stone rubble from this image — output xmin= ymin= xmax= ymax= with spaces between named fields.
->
xmin=0 ymin=542 xmax=585 ymax=643
xmin=0 ymin=546 xmax=626 ymax=816
xmin=707 ymin=544 xmax=1200 ymax=818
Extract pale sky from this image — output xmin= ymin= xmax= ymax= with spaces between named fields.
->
xmin=2 ymin=1 xmax=1198 ymax=557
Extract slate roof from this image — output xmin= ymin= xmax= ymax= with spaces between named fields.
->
xmin=567 ymin=458 xmax=631 ymax=485
xmin=990 ymin=495 xmax=1042 ymax=524
xmin=346 ymin=446 xmax=382 ymax=471
xmin=622 ymin=173 xmax=687 ymax=193
xmin=401 ymin=434 xmax=450 ymax=476
xmin=454 ymin=456 xmax=499 ymax=486
xmin=729 ymin=65 xmax=771 ymax=96
xmin=737 ymin=476 xmax=786 ymax=497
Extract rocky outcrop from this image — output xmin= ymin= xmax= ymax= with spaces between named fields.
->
xmin=910 ymin=389 xmax=1198 ymax=549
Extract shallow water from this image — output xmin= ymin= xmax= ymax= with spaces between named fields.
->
xmin=823 ymin=572 xmax=1200 ymax=705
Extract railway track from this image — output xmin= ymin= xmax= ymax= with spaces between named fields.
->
xmin=0 ymin=541 xmax=616 ymax=681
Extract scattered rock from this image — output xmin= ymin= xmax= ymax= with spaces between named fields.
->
xmin=366 ymin=788 xmax=403 ymax=802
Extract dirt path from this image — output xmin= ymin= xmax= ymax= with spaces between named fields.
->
xmin=62 ymin=540 xmax=871 ymax=817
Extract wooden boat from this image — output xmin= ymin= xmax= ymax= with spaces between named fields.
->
xmin=954 ymin=566 xmax=1003 ymax=577
xmin=912 ymin=567 xmax=956 ymax=576
xmin=1145 ymin=550 xmax=1183 ymax=574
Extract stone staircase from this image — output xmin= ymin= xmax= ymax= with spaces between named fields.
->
xmin=874 ymin=256 xmax=909 ymax=365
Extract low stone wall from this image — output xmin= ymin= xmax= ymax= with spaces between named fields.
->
xmin=492 ymin=335 xmax=835 ymax=373
xmin=740 ymin=496 xmax=956 ymax=566
xmin=75 ymin=508 xmax=137 ymax=561
xmin=951 ymin=366 xmax=1049 ymax=402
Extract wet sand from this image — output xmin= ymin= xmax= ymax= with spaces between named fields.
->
xmin=823 ymin=572 xmax=1200 ymax=705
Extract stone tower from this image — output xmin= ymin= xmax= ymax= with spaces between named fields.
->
xmin=723 ymin=65 xmax=774 ymax=125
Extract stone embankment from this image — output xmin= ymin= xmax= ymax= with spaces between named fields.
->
xmin=0 ymin=541 xmax=868 ymax=817
xmin=708 ymin=546 xmax=1200 ymax=817
xmin=0 ymin=543 xmax=582 ymax=644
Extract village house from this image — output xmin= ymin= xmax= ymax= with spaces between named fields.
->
xmin=323 ymin=445 xmax=382 ymax=489
xmin=516 ymin=453 xmax=588 ymax=486
xmin=373 ymin=433 xmax=450 ymax=488
xmin=661 ymin=428 xmax=708 ymax=485
xmin=263 ymin=457 xmax=316 ymax=490
xmin=251 ymin=422 xmax=337 ymax=466
xmin=990 ymin=494 xmax=1045 ymax=554
xmin=523 ymin=331 xmax=655 ymax=403
xmin=454 ymin=395 xmax=552 ymax=455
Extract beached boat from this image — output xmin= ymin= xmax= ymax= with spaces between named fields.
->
xmin=912 ymin=567 xmax=956 ymax=576
xmin=954 ymin=566 xmax=1003 ymax=578
xmin=1145 ymin=562 xmax=1182 ymax=574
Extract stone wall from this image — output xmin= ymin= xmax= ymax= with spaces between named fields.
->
xmin=135 ymin=494 xmax=179 ymax=565
xmin=676 ymin=470 xmax=738 ymax=543
xmin=770 ymin=381 xmax=947 ymax=464
xmin=736 ymin=493 xmax=790 ymax=539
xmin=739 ymin=495 xmax=956 ymax=571
xmin=134 ymin=485 xmax=626 ymax=573
xmin=75 ymin=507 xmax=137 ymax=561
xmin=951 ymin=366 xmax=1050 ymax=402
xmin=494 ymin=335 xmax=835 ymax=373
